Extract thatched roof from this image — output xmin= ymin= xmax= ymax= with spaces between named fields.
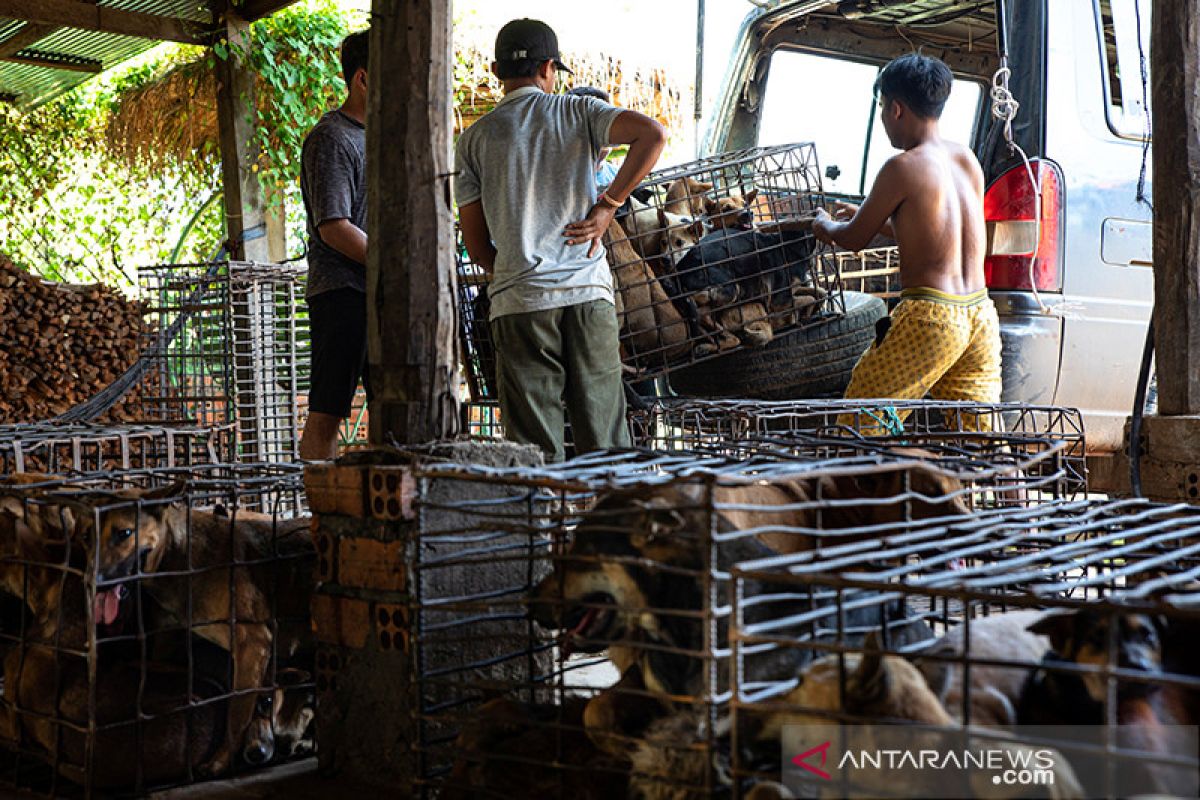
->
xmin=105 ymin=45 xmax=684 ymax=173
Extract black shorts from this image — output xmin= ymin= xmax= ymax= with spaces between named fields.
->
xmin=308 ymin=288 xmax=371 ymax=418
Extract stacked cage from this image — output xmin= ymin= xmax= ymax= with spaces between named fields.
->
xmin=631 ymin=398 xmax=1089 ymax=504
xmin=0 ymin=422 xmax=235 ymax=475
xmin=456 ymin=143 xmax=843 ymax=403
xmin=407 ymin=439 xmax=1067 ymax=799
xmin=729 ymin=498 xmax=1200 ymax=798
xmin=0 ymin=464 xmax=315 ymax=796
xmin=136 ymin=261 xmax=320 ymax=463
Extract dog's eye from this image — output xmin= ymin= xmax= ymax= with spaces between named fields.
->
xmin=111 ymin=528 xmax=134 ymax=544
xmin=257 ymin=693 xmax=274 ymax=714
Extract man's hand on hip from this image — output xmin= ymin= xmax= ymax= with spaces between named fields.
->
xmin=564 ymin=203 xmax=617 ymax=257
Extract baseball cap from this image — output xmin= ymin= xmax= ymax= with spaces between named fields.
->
xmin=495 ymin=19 xmax=573 ymax=74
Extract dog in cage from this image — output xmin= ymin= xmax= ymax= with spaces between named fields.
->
xmin=604 ymin=219 xmax=693 ymax=365
xmin=527 ymin=466 xmax=968 ymax=765
xmin=664 ymin=177 xmax=718 ymax=220
xmin=82 ymin=485 xmax=315 ymax=777
xmin=673 ymin=224 xmax=822 ymax=352
xmin=735 ymin=632 xmax=1086 ymax=799
xmin=1017 ymin=607 xmax=1200 ymax=797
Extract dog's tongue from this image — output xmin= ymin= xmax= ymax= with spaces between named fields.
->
xmin=560 ymin=608 xmax=598 ymax=659
xmin=93 ymin=585 xmax=126 ymax=626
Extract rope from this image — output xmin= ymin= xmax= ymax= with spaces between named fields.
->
xmin=989 ymin=61 xmax=1051 ymax=315
xmin=861 ymin=406 xmax=905 ymax=437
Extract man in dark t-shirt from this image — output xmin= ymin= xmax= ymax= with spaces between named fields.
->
xmin=299 ymin=30 xmax=370 ymax=461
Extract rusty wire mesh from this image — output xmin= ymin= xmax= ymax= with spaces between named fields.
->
xmin=730 ymin=498 xmax=1200 ymax=799
xmin=406 ymin=448 xmax=1054 ymax=798
xmin=0 ymin=463 xmax=314 ymax=796
xmin=0 ymin=422 xmax=235 ymax=475
xmin=456 ymin=143 xmax=844 ymax=399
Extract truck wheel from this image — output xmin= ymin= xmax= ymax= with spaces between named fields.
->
xmin=668 ymin=291 xmax=886 ymax=400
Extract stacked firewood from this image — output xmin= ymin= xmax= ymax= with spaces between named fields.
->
xmin=0 ymin=255 xmax=146 ymax=422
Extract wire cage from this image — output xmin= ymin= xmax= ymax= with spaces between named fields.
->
xmin=0 ymin=463 xmax=314 ymax=796
xmin=830 ymin=244 xmax=902 ymax=299
xmin=728 ymin=498 xmax=1200 ymax=799
xmin=455 ymin=143 xmax=845 ymax=400
xmin=136 ymin=262 xmax=311 ymax=464
xmin=0 ymin=422 xmax=236 ymax=475
xmin=629 ymin=398 xmax=1089 ymax=504
xmin=407 ymin=447 xmax=1055 ymax=799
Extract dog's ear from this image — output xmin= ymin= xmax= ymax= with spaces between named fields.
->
xmin=704 ymin=197 xmax=721 ymax=216
xmin=744 ymin=189 xmax=758 ymax=205
xmin=851 ymin=630 xmax=889 ymax=706
xmin=1028 ymin=609 xmax=1078 ymax=654
xmin=690 ymin=219 xmax=705 ymax=239
xmin=657 ymin=207 xmax=669 ymax=228
xmin=693 ymin=179 xmax=713 ymax=193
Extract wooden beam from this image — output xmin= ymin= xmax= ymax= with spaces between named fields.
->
xmin=366 ymin=0 xmax=459 ymax=444
xmin=1151 ymin=0 xmax=1200 ymax=414
xmin=0 ymin=23 xmax=59 ymax=58
xmin=0 ymin=0 xmax=208 ymax=45
xmin=214 ymin=6 xmax=269 ymax=262
xmin=2 ymin=51 xmax=102 ymax=73
xmin=235 ymin=0 xmax=297 ymax=23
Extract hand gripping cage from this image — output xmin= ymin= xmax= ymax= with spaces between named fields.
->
xmin=405 ymin=445 xmax=1060 ymax=799
xmin=729 ymin=498 xmax=1200 ymax=799
xmin=0 ymin=464 xmax=314 ymax=796
xmin=456 ymin=143 xmax=844 ymax=399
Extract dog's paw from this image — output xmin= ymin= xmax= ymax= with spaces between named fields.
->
xmin=198 ymin=750 xmax=232 ymax=778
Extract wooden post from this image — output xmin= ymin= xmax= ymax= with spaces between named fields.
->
xmin=1151 ymin=0 xmax=1200 ymax=415
xmin=365 ymin=0 xmax=459 ymax=445
xmin=213 ymin=1 xmax=270 ymax=263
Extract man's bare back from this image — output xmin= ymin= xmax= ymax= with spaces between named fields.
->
xmin=886 ymin=140 xmax=985 ymax=295
xmin=814 ymin=137 xmax=985 ymax=296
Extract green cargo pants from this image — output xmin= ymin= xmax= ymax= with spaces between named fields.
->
xmin=490 ymin=300 xmax=631 ymax=462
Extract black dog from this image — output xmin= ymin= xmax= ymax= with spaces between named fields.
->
xmin=672 ymin=226 xmax=815 ymax=317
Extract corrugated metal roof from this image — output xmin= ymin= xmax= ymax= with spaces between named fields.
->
xmin=0 ymin=1 xmax=297 ymax=108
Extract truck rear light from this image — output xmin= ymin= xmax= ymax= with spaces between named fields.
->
xmin=983 ymin=159 xmax=1064 ymax=291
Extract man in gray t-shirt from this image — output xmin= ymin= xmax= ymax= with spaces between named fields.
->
xmin=298 ymin=30 xmax=371 ymax=461
xmin=456 ymin=19 xmax=666 ymax=462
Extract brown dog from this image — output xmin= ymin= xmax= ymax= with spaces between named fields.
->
xmin=0 ymin=572 xmax=224 ymax=789
xmin=95 ymin=494 xmax=314 ymax=776
xmin=708 ymin=189 xmax=758 ymax=230
xmin=664 ymin=177 xmax=715 ymax=219
xmin=605 ymin=219 xmax=692 ymax=364
xmin=442 ymin=696 xmax=629 ymax=800
xmin=622 ymin=197 xmax=705 ymax=269
xmin=241 ymin=667 xmax=316 ymax=767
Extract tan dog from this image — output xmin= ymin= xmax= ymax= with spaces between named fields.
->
xmin=604 ymin=219 xmax=691 ymax=363
xmin=95 ymin=495 xmax=314 ymax=776
xmin=708 ymin=189 xmax=758 ymax=230
xmin=742 ymin=636 xmax=1085 ymax=799
xmin=241 ymin=667 xmax=316 ymax=767
xmin=0 ymin=573 xmax=224 ymax=788
xmin=914 ymin=609 xmax=1049 ymax=728
xmin=622 ymin=196 xmax=705 ymax=269
xmin=664 ymin=177 xmax=715 ymax=219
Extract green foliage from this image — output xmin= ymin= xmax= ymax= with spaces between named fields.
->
xmin=235 ymin=1 xmax=353 ymax=229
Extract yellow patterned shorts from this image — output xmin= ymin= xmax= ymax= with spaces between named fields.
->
xmin=839 ymin=287 xmax=1003 ymax=433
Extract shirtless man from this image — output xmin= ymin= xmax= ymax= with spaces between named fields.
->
xmin=812 ymin=53 xmax=1002 ymax=430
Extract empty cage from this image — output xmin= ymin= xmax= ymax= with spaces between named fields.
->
xmin=0 ymin=422 xmax=236 ymax=475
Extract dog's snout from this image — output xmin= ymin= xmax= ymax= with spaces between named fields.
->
xmin=244 ymin=740 xmax=272 ymax=765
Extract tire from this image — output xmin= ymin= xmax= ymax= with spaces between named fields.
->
xmin=668 ymin=291 xmax=886 ymax=400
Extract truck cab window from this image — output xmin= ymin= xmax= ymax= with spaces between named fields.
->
xmin=1098 ymin=0 xmax=1152 ymax=140
xmin=758 ymin=50 xmax=982 ymax=197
